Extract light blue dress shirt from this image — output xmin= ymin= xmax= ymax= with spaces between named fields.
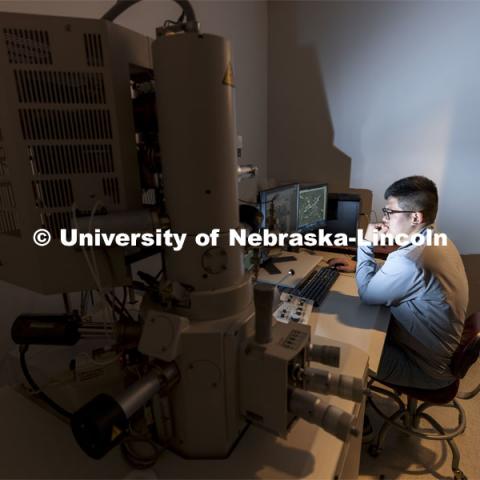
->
xmin=356 ymin=227 xmax=469 ymax=388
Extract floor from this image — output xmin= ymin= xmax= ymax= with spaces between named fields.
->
xmin=359 ymin=254 xmax=480 ymax=480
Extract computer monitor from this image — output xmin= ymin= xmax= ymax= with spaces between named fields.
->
xmin=326 ymin=193 xmax=361 ymax=240
xmin=258 ymin=184 xmax=299 ymax=233
xmin=297 ymin=184 xmax=328 ymax=233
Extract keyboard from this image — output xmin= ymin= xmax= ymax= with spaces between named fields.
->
xmin=286 ymin=267 xmax=339 ymax=307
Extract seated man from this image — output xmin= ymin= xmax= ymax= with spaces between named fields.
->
xmin=329 ymin=176 xmax=469 ymax=389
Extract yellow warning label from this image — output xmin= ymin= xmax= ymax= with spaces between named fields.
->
xmin=111 ymin=425 xmax=122 ymax=441
xmin=223 ymin=62 xmax=235 ymax=87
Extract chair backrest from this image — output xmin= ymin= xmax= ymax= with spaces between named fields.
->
xmin=451 ymin=312 xmax=480 ymax=379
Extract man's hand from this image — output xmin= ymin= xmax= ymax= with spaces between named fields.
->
xmin=327 ymin=257 xmax=357 ymax=273
xmin=364 ymin=223 xmax=389 ymax=243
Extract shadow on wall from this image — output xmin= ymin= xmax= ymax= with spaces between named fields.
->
xmin=462 ymin=255 xmax=480 ymax=317
xmin=437 ymin=98 xmax=480 ymax=254
xmin=267 ymin=1 xmax=350 ymax=192
xmin=267 ymin=2 xmax=372 ymax=221
xmin=454 ymin=91 xmax=480 ymax=309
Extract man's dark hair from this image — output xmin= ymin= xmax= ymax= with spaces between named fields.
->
xmin=384 ymin=176 xmax=438 ymax=225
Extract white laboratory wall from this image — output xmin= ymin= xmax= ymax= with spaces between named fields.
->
xmin=268 ymin=1 xmax=480 ymax=254
xmin=0 ymin=0 xmax=267 ymax=369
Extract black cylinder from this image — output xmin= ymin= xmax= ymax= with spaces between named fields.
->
xmin=309 ymin=344 xmax=341 ymax=367
xmin=71 ymin=394 xmax=128 ymax=459
xmin=11 ymin=314 xmax=80 ymax=346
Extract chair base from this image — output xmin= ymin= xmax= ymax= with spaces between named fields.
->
xmin=367 ymin=379 xmax=468 ymax=480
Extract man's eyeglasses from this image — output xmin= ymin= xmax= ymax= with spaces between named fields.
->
xmin=382 ymin=207 xmax=418 ymax=220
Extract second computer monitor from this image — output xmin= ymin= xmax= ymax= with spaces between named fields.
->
xmin=298 ymin=184 xmax=328 ymax=233
xmin=258 ymin=184 xmax=299 ymax=233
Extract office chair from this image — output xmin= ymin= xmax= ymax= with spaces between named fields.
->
xmin=367 ymin=312 xmax=480 ymax=480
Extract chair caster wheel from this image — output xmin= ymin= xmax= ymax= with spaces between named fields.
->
xmin=368 ymin=444 xmax=382 ymax=457
xmin=453 ymin=469 xmax=467 ymax=480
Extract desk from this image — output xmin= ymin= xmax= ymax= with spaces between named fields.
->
xmin=257 ymin=249 xmax=390 ymax=374
xmin=309 ymin=251 xmax=390 ymax=375
xmin=0 ymin=250 xmax=390 ymax=479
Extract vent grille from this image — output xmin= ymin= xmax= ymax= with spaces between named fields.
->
xmin=3 ymin=28 xmax=52 ymax=65
xmin=142 ymin=189 xmax=156 ymax=205
xmin=84 ymin=34 xmax=104 ymax=67
xmin=19 ymin=109 xmax=112 ymax=140
xmin=0 ymin=182 xmax=16 ymax=208
xmin=14 ymin=71 xmax=106 ymax=105
xmin=32 ymin=179 xmax=74 ymax=209
xmin=40 ymin=211 xmax=72 ymax=240
xmin=0 ymin=128 xmax=6 ymax=177
xmin=0 ymin=146 xmax=7 ymax=177
xmin=0 ymin=182 xmax=19 ymax=235
xmin=102 ymin=177 xmax=120 ymax=204
xmin=29 ymin=144 xmax=114 ymax=175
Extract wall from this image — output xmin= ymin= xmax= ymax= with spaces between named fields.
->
xmin=0 ymin=0 xmax=267 ymax=370
xmin=268 ymin=1 xmax=480 ymax=253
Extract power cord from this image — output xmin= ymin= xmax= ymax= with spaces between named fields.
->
xmin=19 ymin=345 xmax=72 ymax=420
xmin=102 ymin=0 xmax=198 ymax=28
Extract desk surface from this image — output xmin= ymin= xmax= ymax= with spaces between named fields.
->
xmin=258 ymin=249 xmax=390 ymax=374
xmin=311 ymin=252 xmax=390 ymax=375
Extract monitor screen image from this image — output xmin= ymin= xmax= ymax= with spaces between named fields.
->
xmin=298 ymin=184 xmax=328 ymax=232
xmin=258 ymin=184 xmax=299 ymax=233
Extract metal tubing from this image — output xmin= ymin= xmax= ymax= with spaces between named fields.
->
xmin=116 ymin=371 xmax=164 ymax=418
xmin=289 ymin=388 xmax=358 ymax=441
xmin=375 ymin=410 xmax=405 ymax=451
xmin=253 ymin=283 xmax=274 ymax=344
xmin=368 ymin=393 xmax=465 ymax=440
xmin=420 ymin=412 xmax=461 ymax=472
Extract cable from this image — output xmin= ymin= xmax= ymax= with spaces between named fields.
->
xmin=121 ymin=286 xmax=128 ymax=312
xmin=88 ymin=201 xmax=104 ymax=293
xmin=102 ymin=0 xmax=197 ymax=28
xmin=71 ymin=204 xmax=102 ymax=291
xmin=102 ymin=0 xmax=141 ymax=21
xmin=72 ymin=203 xmax=115 ymax=341
xmin=163 ymin=10 xmax=186 ymax=28
xmin=174 ymin=1 xmax=197 ymax=24
xmin=105 ymin=292 xmax=136 ymax=322
xmin=19 ymin=345 xmax=72 ymax=420
xmin=151 ymin=248 xmax=165 ymax=282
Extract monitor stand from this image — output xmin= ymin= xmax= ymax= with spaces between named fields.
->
xmin=261 ymin=255 xmax=297 ymax=275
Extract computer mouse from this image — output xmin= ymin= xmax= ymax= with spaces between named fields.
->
xmin=330 ymin=262 xmax=345 ymax=269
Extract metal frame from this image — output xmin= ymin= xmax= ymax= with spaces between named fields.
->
xmin=0 ymin=11 xmax=150 ymax=293
xmin=366 ymin=378 xmax=470 ymax=480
